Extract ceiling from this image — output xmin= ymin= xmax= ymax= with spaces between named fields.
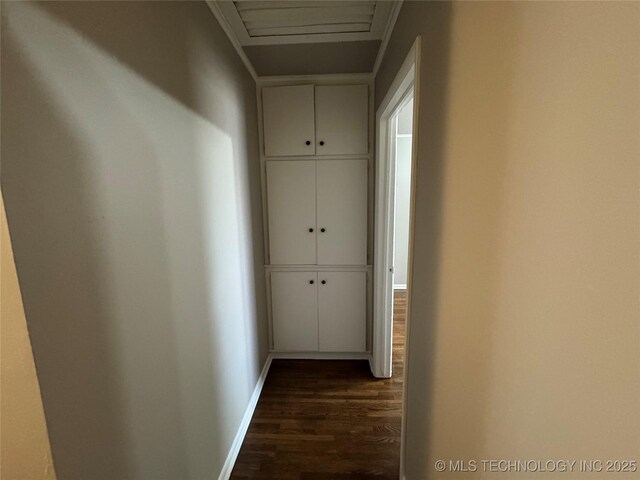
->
xmin=209 ymin=1 xmax=402 ymax=76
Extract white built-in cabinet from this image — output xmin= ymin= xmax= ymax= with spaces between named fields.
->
xmin=265 ymin=161 xmax=317 ymax=265
xmin=266 ymin=160 xmax=367 ymax=265
xmin=262 ymin=84 xmax=368 ymax=157
xmin=261 ymin=81 xmax=370 ymax=355
xmin=270 ymin=272 xmax=319 ymax=352
xmin=262 ymin=85 xmax=316 ymax=157
xmin=317 ymin=272 xmax=366 ymax=352
xmin=271 ymin=271 xmax=366 ymax=352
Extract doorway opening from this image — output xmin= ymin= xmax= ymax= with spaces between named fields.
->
xmin=373 ymin=37 xmax=419 ymax=379
xmin=372 ymin=36 xmax=420 ymax=477
xmin=390 ymin=96 xmax=413 ymax=384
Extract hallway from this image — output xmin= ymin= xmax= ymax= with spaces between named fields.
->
xmin=231 ymin=291 xmax=407 ymax=479
xmin=3 ymin=2 xmax=638 ymax=479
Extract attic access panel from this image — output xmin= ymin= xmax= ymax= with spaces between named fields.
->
xmin=215 ymin=0 xmax=395 ymax=45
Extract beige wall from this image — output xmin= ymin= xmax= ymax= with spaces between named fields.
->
xmin=1 ymin=194 xmax=56 ymax=480
xmin=376 ymin=1 xmax=640 ymax=478
xmin=1 ymin=2 xmax=267 ymax=478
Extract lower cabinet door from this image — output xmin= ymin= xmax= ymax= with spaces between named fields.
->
xmin=318 ymin=272 xmax=366 ymax=352
xmin=271 ymin=272 xmax=318 ymax=351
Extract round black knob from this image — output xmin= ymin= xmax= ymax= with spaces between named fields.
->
xmin=309 ymin=280 xmax=314 ymax=284
xmin=305 ymin=140 xmax=311 ymax=145
xmin=321 ymin=280 xmax=326 ymax=285
xmin=308 ymin=228 xmax=314 ymax=232
xmin=320 ymin=228 xmax=326 ymax=232
xmin=319 ymin=141 xmax=325 ymax=146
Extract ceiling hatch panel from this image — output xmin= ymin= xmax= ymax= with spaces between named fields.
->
xmin=238 ymin=1 xmax=375 ymax=37
xmin=216 ymin=0 xmax=395 ymax=45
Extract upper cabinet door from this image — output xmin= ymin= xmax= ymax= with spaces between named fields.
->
xmin=315 ymin=85 xmax=368 ymax=156
xmin=316 ymin=160 xmax=368 ymax=265
xmin=266 ymin=161 xmax=317 ymax=265
xmin=262 ymin=85 xmax=315 ymax=157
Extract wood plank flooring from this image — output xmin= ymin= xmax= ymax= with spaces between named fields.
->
xmin=231 ymin=290 xmax=407 ymax=479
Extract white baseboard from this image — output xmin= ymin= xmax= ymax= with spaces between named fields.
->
xmin=393 ymin=284 xmax=407 ymax=290
xmin=270 ymin=351 xmax=371 ymax=360
xmin=218 ymin=354 xmax=273 ymax=480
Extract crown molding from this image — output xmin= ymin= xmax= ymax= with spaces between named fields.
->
xmin=372 ymin=0 xmax=404 ymax=76
xmin=206 ymin=0 xmax=258 ymax=81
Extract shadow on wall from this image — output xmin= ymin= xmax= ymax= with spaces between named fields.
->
xmin=1 ymin=2 xmax=267 ymax=479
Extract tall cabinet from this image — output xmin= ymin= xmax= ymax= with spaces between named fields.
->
xmin=260 ymin=78 xmax=372 ymax=356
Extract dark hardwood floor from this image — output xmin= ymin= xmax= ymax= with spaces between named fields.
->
xmin=231 ymin=290 xmax=407 ymax=479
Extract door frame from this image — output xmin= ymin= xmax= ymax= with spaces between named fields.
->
xmin=372 ymin=37 xmax=421 ymax=480
xmin=372 ymin=36 xmax=420 ymax=379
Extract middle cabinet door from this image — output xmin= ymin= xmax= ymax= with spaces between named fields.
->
xmin=266 ymin=161 xmax=317 ymax=265
xmin=316 ymin=160 xmax=368 ymax=265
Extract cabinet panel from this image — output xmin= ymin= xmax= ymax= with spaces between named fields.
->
xmin=271 ymin=272 xmax=319 ymax=352
xmin=266 ymin=161 xmax=316 ymax=265
xmin=318 ymin=272 xmax=366 ymax=352
xmin=315 ymin=85 xmax=368 ymax=156
xmin=316 ymin=160 xmax=367 ymax=265
xmin=263 ymin=85 xmax=315 ymax=157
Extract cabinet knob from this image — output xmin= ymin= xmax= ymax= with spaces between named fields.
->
xmin=309 ymin=280 xmax=314 ymax=284
xmin=319 ymin=141 xmax=325 ymax=146
xmin=305 ymin=140 xmax=311 ymax=145
xmin=308 ymin=227 xmax=314 ymax=232
xmin=320 ymin=228 xmax=326 ymax=233
xmin=321 ymin=280 xmax=326 ymax=285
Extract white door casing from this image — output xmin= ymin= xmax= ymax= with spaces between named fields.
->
xmin=373 ymin=36 xmax=421 ymax=480
xmin=373 ymin=38 xmax=420 ymax=379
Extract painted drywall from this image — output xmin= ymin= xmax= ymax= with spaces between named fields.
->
xmin=244 ymin=40 xmax=380 ymax=76
xmin=1 ymin=2 xmax=267 ymax=479
xmin=376 ymin=1 xmax=640 ymax=478
xmin=393 ymin=99 xmax=413 ymax=288
xmin=1 ymin=194 xmax=57 ymax=480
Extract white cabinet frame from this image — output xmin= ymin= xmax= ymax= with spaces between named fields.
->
xmin=257 ymin=73 xmax=375 ymax=359
xmin=265 ymin=265 xmax=373 ymax=356
xmin=257 ymin=74 xmax=374 ymax=267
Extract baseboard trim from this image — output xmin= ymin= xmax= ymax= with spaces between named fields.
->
xmin=270 ymin=351 xmax=371 ymax=361
xmin=393 ymin=284 xmax=407 ymax=290
xmin=218 ymin=354 xmax=273 ymax=480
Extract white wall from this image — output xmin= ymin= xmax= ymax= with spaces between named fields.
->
xmin=393 ymin=99 xmax=413 ymax=288
xmin=377 ymin=2 xmax=640 ymax=478
xmin=1 ymin=2 xmax=267 ymax=479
